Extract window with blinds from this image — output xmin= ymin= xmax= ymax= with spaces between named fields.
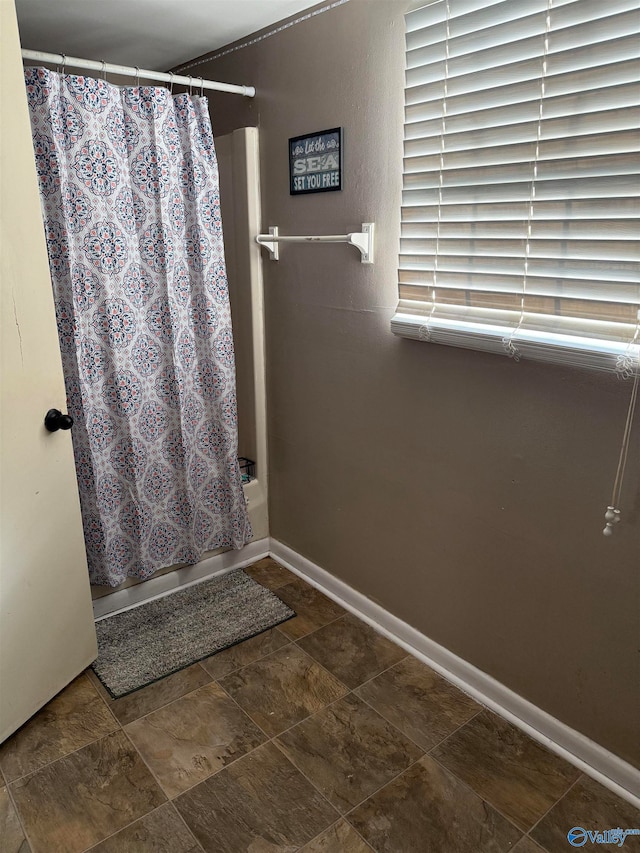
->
xmin=392 ymin=0 xmax=640 ymax=374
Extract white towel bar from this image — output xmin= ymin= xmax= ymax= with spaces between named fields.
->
xmin=256 ymin=223 xmax=374 ymax=264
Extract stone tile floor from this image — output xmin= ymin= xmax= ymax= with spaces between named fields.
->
xmin=1 ymin=557 xmax=638 ymax=852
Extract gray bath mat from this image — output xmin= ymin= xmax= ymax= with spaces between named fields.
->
xmin=92 ymin=569 xmax=295 ymax=698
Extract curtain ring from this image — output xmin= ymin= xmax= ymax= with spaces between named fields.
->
xmin=169 ymin=71 xmax=174 ymax=95
xmin=135 ymin=66 xmax=140 ymax=87
xmin=60 ymin=53 xmax=66 ymax=75
xmin=101 ymin=60 xmax=107 ymax=80
xmin=188 ymin=76 xmax=193 ymax=95
xmin=199 ymin=76 xmax=204 ymax=97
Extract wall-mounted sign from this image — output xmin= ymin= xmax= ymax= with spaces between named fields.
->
xmin=289 ymin=128 xmax=342 ymax=195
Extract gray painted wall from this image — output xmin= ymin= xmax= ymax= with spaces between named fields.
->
xmin=199 ymin=0 xmax=639 ymax=767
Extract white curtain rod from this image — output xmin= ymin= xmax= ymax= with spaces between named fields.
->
xmin=20 ymin=49 xmax=255 ymax=97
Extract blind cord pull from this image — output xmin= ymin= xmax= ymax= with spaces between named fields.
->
xmin=603 ymin=342 xmax=639 ymax=536
xmin=603 ymin=506 xmax=621 ymax=536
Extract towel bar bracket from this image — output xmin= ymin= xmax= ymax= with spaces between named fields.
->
xmin=257 ymin=226 xmax=280 ymax=261
xmin=256 ymin=223 xmax=375 ymax=264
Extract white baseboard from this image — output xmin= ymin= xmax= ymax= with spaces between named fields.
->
xmin=269 ymin=538 xmax=640 ymax=808
xmin=92 ymin=538 xmax=270 ymax=620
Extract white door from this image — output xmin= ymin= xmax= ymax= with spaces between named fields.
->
xmin=0 ymin=0 xmax=97 ymax=743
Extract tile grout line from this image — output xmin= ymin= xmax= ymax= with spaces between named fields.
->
xmin=4 ymin=774 xmax=36 ymax=853
xmin=104 ymin=608 xmax=447 ymax=787
xmin=245 ymin=569 xmax=299 ymax=593
xmin=353 ymin=649 xmax=476 ymax=699
xmin=135 ymin=580 xmax=347 ymax=734
xmin=424 ymin=716 xmax=585 ymax=840
xmin=0 ymin=672 xmax=136 ymax=850
xmin=424 ymin=707 xmax=486 ymax=754
xmin=0 ymin=568 xmax=458 ymax=849
xmin=293 ymin=632 xmax=481 ymax=764
xmin=346 ymin=820 xmax=379 ymax=853
xmin=210 ymin=631 xmax=297 ymax=678
xmin=163 ymin=676 xmax=344 ymax=840
xmin=78 ymin=800 xmax=207 ymax=853
xmin=342 ymin=753 xmax=426 ymax=824
xmin=118 ymin=718 xmax=171 ymax=801
xmin=346 ymin=647 xmax=488 ymax=754
xmin=280 ymin=609 xmax=347 ymax=642
xmin=342 ymin=818 xmax=379 ymax=853
xmin=8 ymin=566 xmax=337 ymax=848
xmin=88 ymin=561 xmax=296 ymax=708
xmin=80 ymin=803 xmax=166 ymax=852
xmin=3 ymin=562 xmax=591 ymax=853
xmin=271 ymin=540 xmax=638 ymax=807
xmin=270 ymin=737 xmax=345 ymax=826
xmin=3 ymin=688 xmax=605 ymax=852
xmin=1 ymin=674 xmax=123 ymax=852
xmin=199 ymin=625 xmax=294 ymax=679
xmin=276 ymin=571 xmax=350 ymax=641
xmin=96 ymin=621 xmax=292 ymax=730
xmin=339 ymin=748 xmax=527 ymax=853
xmin=349 ymin=680 xmax=591 ymax=849
xmin=427 ymin=748 xmax=539 ymax=840
xmin=117 ymin=657 xmax=300 ymax=806
xmin=81 ymin=565 xmax=326 ymax=729
xmin=129 ymin=639 xmax=315 ymax=720
xmin=19 ymin=713 xmax=200 ymax=853
xmin=88 ymin=674 xmax=125 ymax=727
xmin=161 ymin=676 xmax=305 ymax=802
xmin=212 ymin=677 xmax=275 ymax=741
xmin=294 ymin=816 xmax=376 ymax=853
xmin=200 ymin=628 xmax=357 ymax=749
xmin=287 ymin=642 xmax=353 ymax=695
xmin=110 ymin=722 xmax=205 ymax=851
xmin=356 ymin=685 xmax=484 ymax=757
xmin=340 ymin=650 xmax=410 ymax=693
xmin=213 ymin=661 xmax=353 ymax=758
xmin=90 ymin=568 xmax=338 ymax=730
xmin=269 ymin=691 xmax=429 ymax=829
xmin=112 ymin=667 xmax=216 ymax=727
xmin=266 ymin=685 xmax=364 ymax=745
xmin=170 ymin=800 xmax=209 ymax=853
xmin=1 ymin=712 xmax=122 ymax=786
xmin=215 ymin=638 xmax=350 ymax=713
xmin=162 ymin=661 xmax=354 ymax=824
xmin=292 ymin=628 xmax=411 ymax=693
xmin=524 ymin=772 xmax=585 ymax=844
xmin=293 ymin=817 xmax=344 ymax=852
xmin=197 ymin=612 xmax=499 ymax=840
xmin=85 ymin=668 xmax=120 ymax=709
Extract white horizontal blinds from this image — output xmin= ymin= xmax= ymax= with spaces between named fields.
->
xmin=395 ymin=0 xmax=640 ymax=372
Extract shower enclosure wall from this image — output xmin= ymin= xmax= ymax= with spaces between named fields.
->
xmin=217 ymin=127 xmax=268 ymax=542
xmin=93 ymin=126 xmax=269 ymax=616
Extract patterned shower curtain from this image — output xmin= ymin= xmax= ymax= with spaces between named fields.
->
xmin=25 ymin=67 xmax=251 ymax=586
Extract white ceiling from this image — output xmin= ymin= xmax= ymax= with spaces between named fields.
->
xmin=15 ymin=0 xmax=322 ymax=71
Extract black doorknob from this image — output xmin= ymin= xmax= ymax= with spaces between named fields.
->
xmin=44 ymin=408 xmax=74 ymax=432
